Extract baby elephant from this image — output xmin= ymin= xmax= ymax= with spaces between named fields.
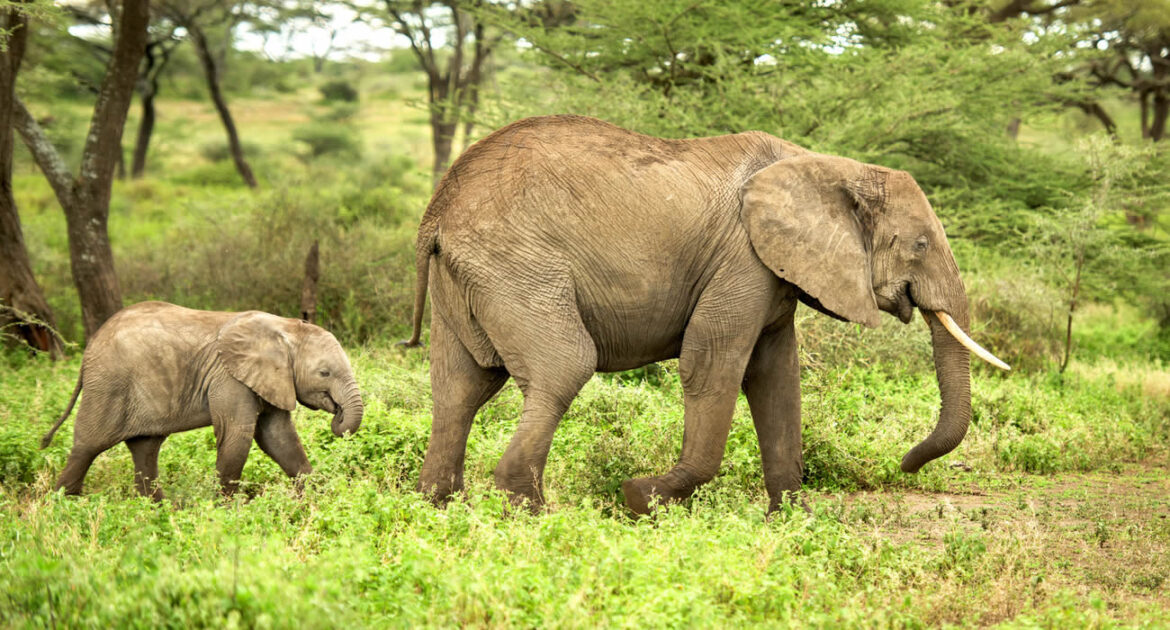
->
xmin=41 ymin=301 xmax=364 ymax=499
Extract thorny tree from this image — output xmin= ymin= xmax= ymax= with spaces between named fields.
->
xmin=352 ymin=1 xmax=503 ymax=185
xmin=13 ymin=0 xmax=149 ymax=339
xmin=159 ymin=0 xmax=257 ymax=188
xmin=61 ymin=3 xmax=184 ymax=178
xmin=0 ymin=0 xmax=61 ymax=355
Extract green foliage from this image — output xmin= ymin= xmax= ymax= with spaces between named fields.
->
xmin=293 ymin=122 xmax=363 ymax=160
xmin=319 ymin=78 xmax=360 ymax=103
xmin=497 ymin=1 xmax=1076 ymax=197
xmin=198 ymin=138 xmax=263 ymax=164
xmin=2 ymin=345 xmax=1168 ymax=626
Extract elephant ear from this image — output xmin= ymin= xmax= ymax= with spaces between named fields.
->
xmin=215 ymin=312 xmax=297 ymax=411
xmin=740 ymin=154 xmax=885 ymax=328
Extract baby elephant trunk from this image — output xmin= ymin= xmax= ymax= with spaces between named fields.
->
xmin=330 ymin=380 xmax=364 ymax=437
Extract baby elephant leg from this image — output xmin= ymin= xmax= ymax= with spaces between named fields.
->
xmin=126 ymin=435 xmax=167 ymax=500
xmin=254 ymin=409 xmax=312 ymax=482
xmin=56 ymin=444 xmax=107 ymax=496
xmin=209 ymin=381 xmax=262 ymax=497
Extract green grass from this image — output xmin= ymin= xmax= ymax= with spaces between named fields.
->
xmin=2 ymin=344 xmax=1167 ymax=627
xmin=6 ymin=76 xmax=1170 ymax=628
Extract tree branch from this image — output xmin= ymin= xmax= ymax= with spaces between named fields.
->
xmin=12 ymin=97 xmax=76 ymax=209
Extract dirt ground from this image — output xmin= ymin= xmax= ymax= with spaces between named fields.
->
xmin=835 ymin=464 xmax=1170 ymax=624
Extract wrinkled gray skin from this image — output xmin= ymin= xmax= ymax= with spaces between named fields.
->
xmin=42 ymin=301 xmax=364 ymax=499
xmin=406 ymin=115 xmax=973 ymax=515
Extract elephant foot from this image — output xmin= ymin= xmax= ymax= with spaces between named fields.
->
xmin=494 ymin=460 xmax=546 ymax=514
xmin=765 ymin=491 xmax=811 ymax=518
xmin=417 ymin=477 xmax=462 ymax=508
xmin=622 ymin=476 xmax=691 ymax=516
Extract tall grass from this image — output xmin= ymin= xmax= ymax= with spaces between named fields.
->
xmin=2 ymin=343 xmax=1167 ymax=626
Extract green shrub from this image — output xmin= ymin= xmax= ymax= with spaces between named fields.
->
xmin=319 ymin=79 xmax=359 ymax=103
xmin=293 ymin=123 xmax=362 ymax=160
xmin=168 ymin=160 xmax=256 ymax=188
xmin=198 ymin=139 xmax=262 ymax=164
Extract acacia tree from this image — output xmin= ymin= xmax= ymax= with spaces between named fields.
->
xmin=1073 ymin=0 xmax=1170 ymax=141
xmin=353 ymin=0 xmax=503 ymax=184
xmin=0 ymin=0 xmax=61 ymax=355
xmin=160 ymin=0 xmax=257 ymax=188
xmin=57 ymin=4 xmax=183 ymax=179
xmin=982 ymin=0 xmax=1170 ymax=142
xmin=13 ymin=0 xmax=149 ymax=339
xmin=130 ymin=20 xmax=181 ymax=177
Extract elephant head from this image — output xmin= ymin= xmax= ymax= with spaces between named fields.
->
xmin=216 ymin=313 xmax=364 ymax=437
xmin=740 ymin=154 xmax=1008 ymax=473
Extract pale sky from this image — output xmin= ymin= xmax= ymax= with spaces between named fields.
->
xmin=233 ymin=6 xmax=416 ymax=62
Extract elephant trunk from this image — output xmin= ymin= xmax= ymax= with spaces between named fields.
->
xmin=900 ymin=309 xmax=972 ymax=473
xmin=330 ymin=378 xmax=364 ymax=437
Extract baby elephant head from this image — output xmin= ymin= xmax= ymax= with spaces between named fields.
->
xmin=216 ymin=312 xmax=364 ymax=437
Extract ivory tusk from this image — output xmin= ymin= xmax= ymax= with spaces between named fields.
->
xmin=924 ymin=310 xmax=1012 ymax=371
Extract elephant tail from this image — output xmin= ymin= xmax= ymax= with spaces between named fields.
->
xmin=401 ymin=217 xmax=438 ymax=348
xmin=41 ymin=370 xmax=82 ymax=449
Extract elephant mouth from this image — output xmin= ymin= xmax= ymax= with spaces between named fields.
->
xmin=896 ymin=283 xmax=915 ymax=324
xmin=876 ymin=281 xmax=915 ymax=324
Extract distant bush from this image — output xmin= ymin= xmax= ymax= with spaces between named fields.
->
xmin=168 ymin=160 xmax=256 ymax=188
xmin=316 ymin=103 xmax=360 ymax=123
xmin=293 ymin=123 xmax=362 ymax=160
xmin=113 ymin=160 xmax=428 ymax=344
xmin=319 ymin=79 xmax=359 ymax=103
xmin=198 ymin=139 xmax=261 ymax=164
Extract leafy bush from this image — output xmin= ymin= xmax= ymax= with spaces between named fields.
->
xmin=198 ymin=139 xmax=262 ymax=164
xmin=319 ymin=79 xmax=359 ymax=103
xmin=293 ymin=123 xmax=363 ymax=160
xmin=111 ymin=162 xmax=427 ymax=344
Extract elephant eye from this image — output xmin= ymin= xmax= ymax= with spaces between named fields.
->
xmin=319 ymin=369 xmax=331 ymax=378
xmin=913 ymin=236 xmax=929 ymax=253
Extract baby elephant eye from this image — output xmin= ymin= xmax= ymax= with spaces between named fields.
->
xmin=318 ymin=369 xmax=331 ymax=378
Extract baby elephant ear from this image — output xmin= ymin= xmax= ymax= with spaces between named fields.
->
xmin=740 ymin=154 xmax=884 ymax=328
xmin=216 ymin=312 xmax=297 ymax=411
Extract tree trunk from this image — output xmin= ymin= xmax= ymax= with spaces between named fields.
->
xmin=13 ymin=0 xmax=147 ymax=339
xmin=63 ymin=186 xmax=124 ymax=339
xmin=1005 ymin=117 xmax=1021 ymax=140
xmin=190 ymin=23 xmax=257 ymax=189
xmin=0 ymin=3 xmax=62 ymax=356
xmin=1150 ymin=90 xmax=1168 ymax=142
xmin=430 ymin=117 xmax=457 ymax=187
xmin=300 ymin=240 xmax=319 ymax=323
xmin=130 ymin=85 xmax=156 ymax=178
xmin=1079 ymin=101 xmax=1118 ymax=139
xmin=1140 ymin=89 xmax=1151 ymax=139
xmin=131 ymin=40 xmax=168 ymax=179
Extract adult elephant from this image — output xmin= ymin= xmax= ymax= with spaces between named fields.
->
xmin=404 ymin=115 xmax=1008 ymax=515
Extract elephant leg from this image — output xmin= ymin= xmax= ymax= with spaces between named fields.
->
xmin=125 ymin=435 xmax=167 ymax=501
xmin=742 ymin=311 xmax=804 ymax=514
xmin=622 ymin=295 xmax=761 ymax=515
xmin=55 ymin=443 xmax=108 ymax=496
xmin=254 ymin=409 xmax=312 ymax=481
xmin=418 ymin=313 xmax=508 ymax=504
xmin=54 ymin=393 xmax=121 ymax=496
xmin=486 ymin=306 xmax=596 ymax=511
xmin=209 ymin=382 xmax=261 ymax=496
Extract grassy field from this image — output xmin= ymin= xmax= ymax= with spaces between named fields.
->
xmin=1 ymin=347 xmax=1168 ymax=627
xmin=4 ymin=83 xmax=1170 ymax=626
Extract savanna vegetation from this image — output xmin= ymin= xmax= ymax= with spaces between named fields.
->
xmin=1 ymin=0 xmax=1169 ymax=626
